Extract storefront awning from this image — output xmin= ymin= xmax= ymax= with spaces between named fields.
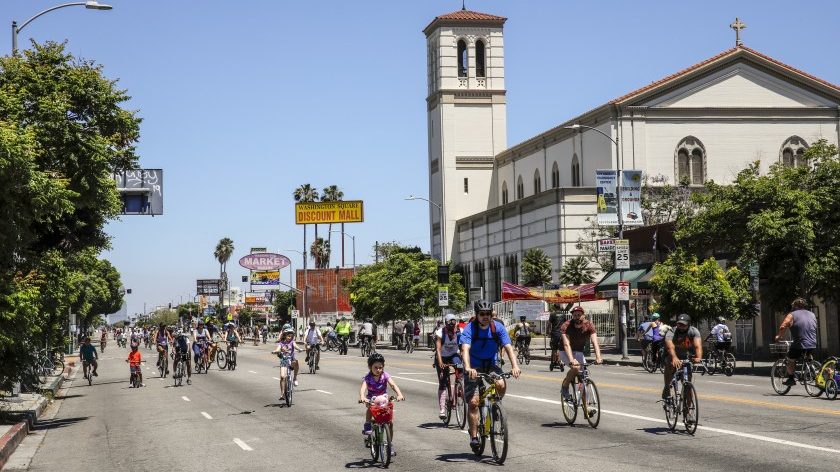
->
xmin=595 ymin=268 xmax=650 ymax=293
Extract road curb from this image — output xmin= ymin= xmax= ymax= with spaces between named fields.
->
xmin=0 ymin=421 xmax=29 ymax=470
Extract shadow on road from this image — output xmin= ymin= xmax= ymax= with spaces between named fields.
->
xmin=344 ymin=459 xmax=375 ymax=468
xmin=33 ymin=416 xmax=89 ymax=431
xmin=638 ymin=426 xmax=692 ymax=436
xmin=79 ymin=380 xmax=129 ymax=387
xmin=54 ymin=394 xmax=85 ymax=400
xmin=435 ymin=453 xmax=492 ymax=464
xmin=540 ymin=421 xmax=575 ymax=429
xmin=416 ymin=422 xmax=448 ymax=429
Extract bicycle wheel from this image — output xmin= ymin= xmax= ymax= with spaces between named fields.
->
xmin=216 ymin=349 xmax=227 ymax=370
xmin=158 ymin=355 xmax=166 ymax=378
xmin=525 ymin=350 xmax=530 ymax=365
xmin=174 ymin=360 xmax=183 ymax=387
xmin=455 ymin=378 xmax=467 ymax=429
xmin=87 ymin=366 xmax=93 ymax=386
xmin=380 ymin=424 xmax=393 ymax=468
xmin=804 ymin=360 xmax=823 ymax=397
xmin=489 ymin=402 xmax=508 ymax=464
xmin=682 ymin=382 xmax=699 ymax=435
xmin=582 ymin=379 xmax=601 ymax=428
xmin=369 ymin=425 xmax=379 ymax=462
xmin=770 ymin=359 xmax=791 ymax=395
xmin=723 ymin=353 xmax=736 ymax=377
xmin=443 ymin=383 xmax=453 ymax=426
xmin=516 ymin=348 xmax=524 ymax=366
xmin=53 ymin=358 xmax=65 ymax=374
xmin=230 ymin=351 xmax=237 ymax=370
xmin=704 ymin=351 xmax=717 ymax=375
xmin=826 ymin=379 xmax=838 ymax=400
xmin=664 ymin=383 xmax=679 ymax=431
xmin=561 ymin=381 xmax=578 ymax=425
xmin=309 ymin=356 xmax=316 ymax=374
xmin=475 ymin=410 xmax=487 ymax=456
xmin=285 ymin=375 xmax=294 ymax=407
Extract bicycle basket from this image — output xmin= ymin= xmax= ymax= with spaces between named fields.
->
xmin=370 ymin=403 xmax=394 ymax=424
xmin=769 ymin=342 xmax=790 ymax=354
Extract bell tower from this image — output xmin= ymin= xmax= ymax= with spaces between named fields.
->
xmin=424 ymin=9 xmax=508 ymax=263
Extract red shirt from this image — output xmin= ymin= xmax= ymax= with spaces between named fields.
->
xmin=559 ymin=319 xmax=596 ymax=352
xmin=128 ymin=350 xmax=142 ymax=366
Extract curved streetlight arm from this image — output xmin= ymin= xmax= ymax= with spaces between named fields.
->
xmin=16 ymin=3 xmax=89 ymax=33
xmin=563 ymin=124 xmax=618 ymax=146
xmin=406 ymin=195 xmax=441 ymax=211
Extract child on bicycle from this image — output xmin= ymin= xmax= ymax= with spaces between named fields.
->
xmin=126 ymin=342 xmax=143 ymax=387
xmin=359 ymin=353 xmax=405 ymax=450
xmin=272 ymin=327 xmax=302 ymax=395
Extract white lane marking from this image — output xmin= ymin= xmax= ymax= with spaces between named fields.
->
xmin=316 ymin=389 xmax=333 ymax=395
xmin=233 ymin=438 xmax=253 ymax=451
xmin=706 ymin=380 xmax=755 ymax=387
xmin=181 ymin=396 xmax=191 ymax=402
xmin=504 ymin=394 xmax=839 ymax=455
xmin=248 ymin=370 xmax=258 ymax=374
xmin=272 ymin=377 xmax=281 ymax=381
xmin=201 ymin=411 xmax=213 ymax=419
xmin=603 ymin=371 xmax=638 ymax=376
xmin=392 ymin=376 xmax=438 ymax=386
xmin=397 ymin=372 xmax=436 ymax=375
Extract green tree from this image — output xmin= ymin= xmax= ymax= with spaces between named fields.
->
xmin=575 ymin=217 xmax=615 ymax=272
xmin=346 ymin=252 xmax=466 ymax=324
xmin=322 ymin=185 xmax=344 ymax=266
xmin=309 ymin=237 xmax=331 ymax=269
xmin=521 ymin=248 xmax=552 ymax=287
xmin=214 ymin=237 xmax=234 ymax=290
xmin=558 ymin=256 xmax=596 ymax=285
xmin=650 ymin=250 xmax=754 ymax=323
xmin=373 ymin=241 xmax=423 ymax=261
xmin=271 ymin=290 xmax=297 ymax=324
xmin=177 ymin=302 xmax=200 ymax=320
xmin=641 ymin=174 xmax=696 ymax=225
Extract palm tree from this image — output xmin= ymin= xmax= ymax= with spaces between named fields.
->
xmin=214 ymin=237 xmax=234 ymax=292
xmin=521 ymin=248 xmax=552 ymax=287
xmin=309 ymin=237 xmax=331 ymax=269
xmin=322 ymin=185 xmax=344 ymax=266
xmin=294 ymin=183 xmax=320 ymax=239
xmin=558 ymin=256 xmax=596 ymax=285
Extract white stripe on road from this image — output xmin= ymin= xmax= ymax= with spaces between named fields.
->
xmin=392 ymin=376 xmax=438 ymax=386
xmin=397 ymin=372 xmax=435 ymax=375
xmin=181 ymin=396 xmax=190 ymax=402
xmin=316 ymin=389 xmax=333 ymax=395
xmin=248 ymin=370 xmax=258 ymax=374
xmin=504 ymin=393 xmax=839 ymax=455
xmin=233 ymin=438 xmax=253 ymax=451
xmin=706 ymin=380 xmax=755 ymax=387
xmin=201 ymin=411 xmax=213 ymax=419
xmin=272 ymin=377 xmax=281 ymax=381
xmin=603 ymin=371 xmax=638 ymax=376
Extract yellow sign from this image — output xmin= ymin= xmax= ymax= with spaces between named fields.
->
xmin=295 ymin=201 xmax=364 ymax=225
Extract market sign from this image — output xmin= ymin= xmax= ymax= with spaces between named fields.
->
xmin=295 ymin=201 xmax=364 ymax=225
xmin=239 ymin=252 xmax=290 ymax=271
xmin=251 ymin=270 xmax=280 ymax=286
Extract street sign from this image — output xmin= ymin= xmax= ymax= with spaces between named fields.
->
xmin=617 ymin=281 xmax=630 ymax=301
xmin=438 ymin=288 xmax=449 ymax=307
xmin=597 ymin=238 xmax=616 ymax=252
xmin=196 ymin=279 xmax=221 ymax=296
xmin=291 ymin=309 xmax=300 ymax=318
xmin=437 ymin=265 xmax=450 ymax=284
xmin=614 ymin=239 xmax=630 ymax=269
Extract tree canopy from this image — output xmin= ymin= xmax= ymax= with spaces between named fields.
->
xmin=521 ymin=248 xmax=552 ymax=286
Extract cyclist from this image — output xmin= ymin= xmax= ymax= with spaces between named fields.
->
xmin=435 ymin=313 xmax=462 ymax=419
xmin=359 ymin=319 xmax=374 ymax=354
xmin=359 ymin=352 xmax=405 ymax=456
xmin=272 ymin=327 xmax=302 ymax=393
xmin=662 ymin=314 xmax=702 ymax=399
xmin=173 ymin=329 xmax=192 ymax=385
xmin=547 ymin=306 xmax=565 ymax=368
xmin=155 ymin=322 xmax=173 ymax=376
xmin=225 ymin=322 xmax=241 ymax=361
xmin=126 ymin=341 xmax=143 ymax=387
xmin=304 ymin=321 xmax=324 ymax=369
xmin=192 ymin=320 xmax=211 ymax=367
xmin=775 ymin=298 xmax=818 ymax=386
xmin=80 ymin=336 xmax=98 ymax=378
xmin=460 ymin=300 xmax=521 ymax=453
xmin=512 ymin=316 xmax=532 ymax=357
xmin=636 ymin=315 xmax=652 ymax=352
xmin=560 ymin=306 xmax=603 ymax=403
xmin=640 ymin=313 xmax=665 ymax=366
xmin=335 ymin=316 xmax=352 ymax=354
xmin=707 ymin=316 xmax=732 ymax=353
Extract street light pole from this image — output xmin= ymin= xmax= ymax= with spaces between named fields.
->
xmin=329 ymin=230 xmax=356 ymax=274
xmin=284 ymin=248 xmax=308 ymax=328
xmin=11 ymin=1 xmax=113 ymax=55
xmin=564 ymin=123 xmax=629 ymax=359
xmin=405 ymin=195 xmax=446 ymax=264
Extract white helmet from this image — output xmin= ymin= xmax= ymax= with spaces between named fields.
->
xmin=444 ymin=314 xmax=456 ymax=322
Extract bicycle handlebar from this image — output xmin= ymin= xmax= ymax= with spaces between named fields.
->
xmin=476 ymin=372 xmax=513 ymax=381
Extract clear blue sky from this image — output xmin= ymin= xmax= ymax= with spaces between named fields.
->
xmin=6 ymin=1 xmax=840 ymax=316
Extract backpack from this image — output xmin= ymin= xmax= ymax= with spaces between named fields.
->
xmin=469 ymin=318 xmax=503 ymax=349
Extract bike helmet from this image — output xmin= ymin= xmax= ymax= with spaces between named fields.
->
xmin=716 ymin=316 xmax=726 ymax=324
xmin=651 ymin=313 xmax=660 ymax=320
xmin=474 ymin=300 xmax=493 ymax=314
xmin=519 ymin=315 xmax=527 ymax=321
xmin=367 ymin=352 xmax=385 ymax=367
xmin=282 ymin=323 xmax=292 ymax=331
xmin=571 ymin=305 xmax=585 ymax=314
xmin=444 ymin=313 xmax=456 ymax=322
xmin=676 ymin=314 xmax=691 ymax=325
xmin=282 ymin=327 xmax=294 ymax=334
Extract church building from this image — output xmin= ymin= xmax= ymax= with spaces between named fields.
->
xmin=423 ymin=9 xmax=840 ymax=354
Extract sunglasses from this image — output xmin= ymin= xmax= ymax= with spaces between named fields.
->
xmin=477 ymin=312 xmax=493 ymax=317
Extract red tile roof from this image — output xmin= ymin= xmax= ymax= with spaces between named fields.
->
xmin=423 ymin=9 xmax=506 ymax=35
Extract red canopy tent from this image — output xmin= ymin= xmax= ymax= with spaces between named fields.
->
xmin=502 ymin=281 xmax=601 ymax=303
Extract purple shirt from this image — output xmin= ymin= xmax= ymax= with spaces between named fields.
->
xmin=363 ymin=371 xmax=391 ymax=397
xmin=277 ymin=340 xmax=296 ymax=360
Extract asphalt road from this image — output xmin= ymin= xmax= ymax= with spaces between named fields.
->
xmin=8 ymin=342 xmax=840 ymax=471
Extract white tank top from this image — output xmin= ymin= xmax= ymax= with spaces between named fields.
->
xmin=435 ymin=328 xmax=460 ymax=357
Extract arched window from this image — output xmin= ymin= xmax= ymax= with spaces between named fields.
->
xmin=516 ymin=175 xmax=524 ymax=200
xmin=571 ymin=154 xmax=581 ymax=187
xmin=551 ymin=162 xmax=559 ymax=188
xmin=533 ymin=169 xmax=541 ymax=194
xmin=780 ymin=136 xmax=809 ymax=168
xmin=675 ymin=136 xmax=706 ymax=185
xmin=501 ymin=181 xmax=508 ymax=205
xmin=457 ymin=40 xmax=468 ymax=78
xmin=475 ymin=40 xmax=486 ymax=78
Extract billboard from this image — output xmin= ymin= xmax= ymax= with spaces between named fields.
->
xmin=239 ymin=253 xmax=290 ymax=271
xmin=251 ymin=270 xmax=280 ymax=286
xmin=620 ymin=170 xmax=644 ymax=226
xmin=595 ymin=170 xmax=618 ymax=226
xmin=295 ymin=201 xmax=364 ymax=225
xmin=196 ymin=279 xmax=221 ymax=296
xmin=245 ymin=293 xmax=266 ymax=305
xmin=114 ymin=169 xmax=163 ymax=216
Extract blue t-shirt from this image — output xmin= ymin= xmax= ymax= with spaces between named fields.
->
xmin=80 ymin=344 xmax=97 ymax=361
xmin=459 ymin=320 xmax=511 ymax=369
xmin=638 ymin=322 xmax=652 ymax=340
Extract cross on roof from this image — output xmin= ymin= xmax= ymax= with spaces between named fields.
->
xmin=730 ymin=17 xmax=746 ymax=47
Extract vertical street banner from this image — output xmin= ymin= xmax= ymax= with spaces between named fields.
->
xmin=595 ymin=170 xmax=618 ymax=226
xmin=620 ymin=170 xmax=644 ymax=226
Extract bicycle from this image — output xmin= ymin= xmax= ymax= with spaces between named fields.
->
xmin=338 ymin=335 xmax=349 ymax=355
xmin=215 ymin=343 xmax=228 ymax=370
xmin=195 ymin=343 xmax=210 ymax=374
xmin=129 ymin=361 xmax=145 ymax=388
xmin=325 ymin=336 xmax=338 ymax=352
xmin=515 ymin=339 xmax=530 ymax=366
xmin=360 ymin=336 xmax=372 ymax=358
xmin=703 ymin=340 xmax=736 ymax=376
xmin=34 ymin=349 xmax=64 ymax=384
xmin=278 ymin=353 xmax=295 ymax=407
xmin=307 ymin=344 xmax=320 ymax=374
xmin=473 ymin=371 xmax=513 ymax=464
xmin=226 ymin=342 xmax=237 ymax=371
xmin=549 ymin=345 xmax=565 ymax=372
xmin=560 ymin=363 xmax=601 ymax=428
xmin=157 ymin=347 xmax=169 ymax=378
xmin=663 ymin=355 xmax=700 ymax=435
xmin=441 ymin=364 xmax=467 ymax=429
xmin=362 ymin=396 xmax=400 ymax=467
xmin=770 ymin=341 xmax=821 ymax=396
xmin=82 ymin=360 xmax=94 ymax=386
xmin=171 ymin=351 xmax=188 ymax=387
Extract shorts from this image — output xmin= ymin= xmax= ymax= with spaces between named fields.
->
xmin=129 ymin=365 xmax=142 ymax=374
xmin=788 ymin=347 xmax=814 ymax=360
xmin=560 ymin=351 xmax=586 ymax=366
xmin=550 ymin=335 xmax=563 ymax=351
xmin=465 ymin=365 xmax=504 ymax=400
xmin=714 ymin=341 xmax=731 ymax=352
xmin=279 ymin=355 xmax=294 ymax=368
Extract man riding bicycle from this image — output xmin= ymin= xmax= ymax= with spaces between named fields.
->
xmin=639 ymin=313 xmax=665 ymax=366
xmin=80 ymin=336 xmax=98 ymax=378
xmin=304 ymin=321 xmax=324 ymax=369
xmin=173 ymin=329 xmax=192 ymax=384
xmin=775 ymin=298 xmax=818 ymax=386
xmin=662 ymin=314 xmax=703 ymax=399
xmin=706 ymin=317 xmax=732 ymax=353
xmin=560 ymin=306 xmax=603 ymax=402
xmin=359 ymin=319 xmax=375 ymax=353
xmin=335 ymin=316 xmax=352 ymax=354
xmin=460 ymin=300 xmax=521 ymax=453
xmin=512 ymin=316 xmax=532 ymax=356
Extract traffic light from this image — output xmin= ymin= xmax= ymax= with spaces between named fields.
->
xmin=126 ymin=288 xmax=132 ymax=294
xmin=242 ymin=275 xmax=248 ymax=282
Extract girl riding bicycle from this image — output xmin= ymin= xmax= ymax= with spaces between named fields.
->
xmin=359 ymin=353 xmax=404 ymax=453
xmin=272 ymin=327 xmax=302 ymax=397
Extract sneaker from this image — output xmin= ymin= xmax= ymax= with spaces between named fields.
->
xmin=783 ymin=377 xmax=796 ymax=386
xmin=661 ymin=387 xmax=671 ymax=400
xmin=439 ymin=409 xmax=447 ymax=420
xmin=469 ymin=437 xmax=480 ymax=452
xmin=93 ymin=372 xmax=98 ymax=377
xmin=390 ymin=445 xmax=396 ymax=457
xmin=363 ymin=423 xmax=372 ymax=436
xmin=315 ymin=365 xmax=320 ymax=370
xmin=294 ymin=380 xmax=299 ymax=386
xmin=187 ymin=378 xmax=191 ymax=385
xmin=140 ymin=383 xmax=145 ymax=387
